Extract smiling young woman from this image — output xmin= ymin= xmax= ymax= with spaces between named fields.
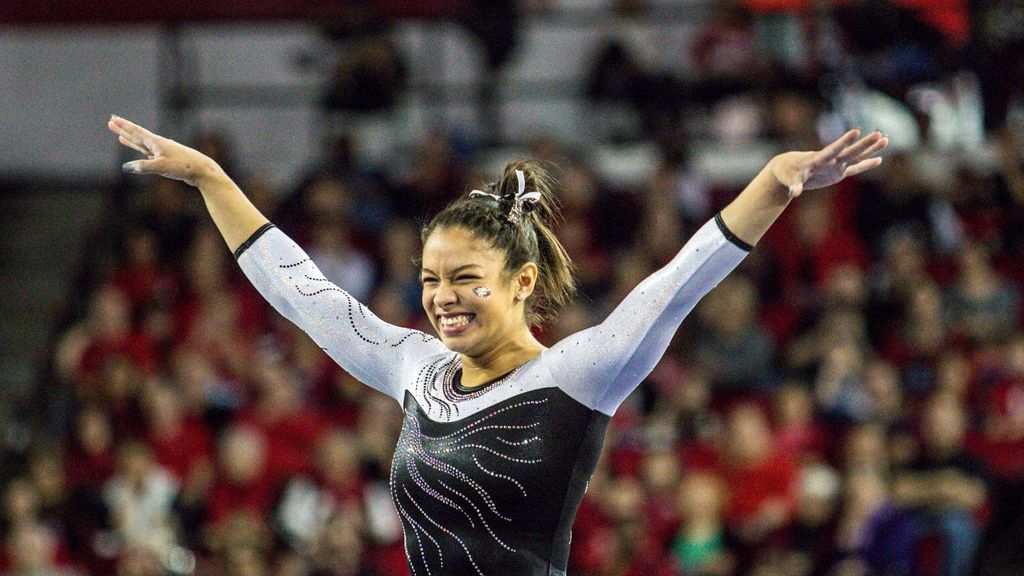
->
xmin=108 ymin=115 xmax=886 ymax=576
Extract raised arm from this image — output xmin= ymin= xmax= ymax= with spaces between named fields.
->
xmin=108 ymin=116 xmax=445 ymax=403
xmin=549 ymin=130 xmax=888 ymax=414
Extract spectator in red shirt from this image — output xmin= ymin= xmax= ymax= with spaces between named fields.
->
xmin=237 ymin=356 xmax=329 ymax=484
xmin=54 ymin=283 xmax=156 ymax=400
xmin=716 ymin=403 xmax=797 ymax=548
xmin=110 ymin=225 xmax=178 ymax=312
xmin=774 ymin=383 xmax=829 ymax=459
xmin=142 ymin=381 xmax=212 ymax=485
xmin=204 ymin=426 xmax=276 ymax=528
xmin=639 ymin=449 xmax=683 ymax=546
xmin=65 ymin=406 xmax=117 ymax=490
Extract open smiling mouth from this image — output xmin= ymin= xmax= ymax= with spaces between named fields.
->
xmin=438 ymin=313 xmax=476 ymax=335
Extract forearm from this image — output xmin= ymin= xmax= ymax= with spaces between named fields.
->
xmin=195 ymin=167 xmax=269 ymax=253
xmin=235 ymin=225 xmax=445 ymax=405
xmin=718 ymin=162 xmax=792 ymax=247
xmin=550 ymin=217 xmax=749 ymax=414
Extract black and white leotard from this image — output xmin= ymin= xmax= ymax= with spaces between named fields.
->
xmin=235 ymin=215 xmax=750 ymax=576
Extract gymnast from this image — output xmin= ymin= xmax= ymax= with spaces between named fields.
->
xmin=108 ymin=115 xmax=887 ymax=576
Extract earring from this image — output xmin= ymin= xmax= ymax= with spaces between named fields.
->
xmin=516 ymin=293 xmax=525 ymax=301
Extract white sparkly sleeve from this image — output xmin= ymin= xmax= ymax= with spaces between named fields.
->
xmin=545 ymin=215 xmax=750 ymax=415
xmin=235 ymin=224 xmax=446 ymax=404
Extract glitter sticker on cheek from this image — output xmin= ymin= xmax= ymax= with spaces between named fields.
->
xmin=473 ymin=286 xmax=492 ymax=298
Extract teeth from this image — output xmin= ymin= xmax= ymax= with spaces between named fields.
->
xmin=440 ymin=314 xmax=472 ymax=327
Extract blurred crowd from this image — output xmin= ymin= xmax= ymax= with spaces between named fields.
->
xmin=4 ymin=0 xmax=1024 ymax=575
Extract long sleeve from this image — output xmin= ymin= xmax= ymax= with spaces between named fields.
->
xmin=234 ymin=224 xmax=446 ymax=404
xmin=545 ymin=215 xmax=750 ymax=415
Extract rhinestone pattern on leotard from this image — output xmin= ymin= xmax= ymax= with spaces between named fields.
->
xmin=391 ymin=394 xmax=547 ymax=575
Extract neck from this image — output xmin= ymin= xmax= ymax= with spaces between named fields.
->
xmin=460 ymin=330 xmax=545 ymax=388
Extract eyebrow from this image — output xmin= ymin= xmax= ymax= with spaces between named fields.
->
xmin=420 ymin=264 xmax=482 ymax=277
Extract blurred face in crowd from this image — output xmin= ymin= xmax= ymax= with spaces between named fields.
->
xmin=124 ymin=227 xmax=158 ymax=267
xmin=304 ymin=177 xmax=351 ymax=224
xmin=602 ymin=477 xmax=645 ymax=523
xmin=936 ymin=352 xmax=971 ymax=397
xmin=641 ymin=450 xmax=681 ymax=495
xmin=865 ymin=360 xmax=903 ymax=420
xmin=823 ymin=263 xmax=867 ymax=309
xmin=844 ymin=424 xmax=888 ymax=473
xmin=28 ymin=450 xmax=66 ymax=505
xmin=677 ymin=472 xmax=725 ymax=522
xmin=776 ymin=384 xmax=813 ymax=426
xmin=845 ymin=471 xmax=889 ymax=519
xmin=726 ymin=404 xmax=773 ymax=464
xmin=8 ymin=524 xmax=56 ymax=570
xmin=923 ymin=395 xmax=967 ymax=454
xmin=89 ymin=283 xmax=131 ymax=338
xmin=317 ymin=431 xmax=360 ymax=486
xmin=219 ymin=427 xmax=267 ymax=486
xmin=117 ymin=443 xmax=155 ymax=485
xmin=77 ymin=407 xmax=113 ymax=455
xmin=382 ymin=220 xmax=419 ymax=275
xmin=420 ymin=226 xmax=536 ymax=357
xmin=144 ymin=383 xmax=183 ymax=433
xmin=4 ymin=479 xmax=39 ymax=526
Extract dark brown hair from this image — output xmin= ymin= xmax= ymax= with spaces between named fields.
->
xmin=421 ymin=160 xmax=577 ymax=328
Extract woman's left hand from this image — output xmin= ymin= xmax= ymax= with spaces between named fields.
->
xmin=770 ymin=129 xmax=889 ymax=198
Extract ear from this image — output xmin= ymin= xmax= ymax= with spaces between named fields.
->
xmin=514 ymin=262 xmax=539 ymax=299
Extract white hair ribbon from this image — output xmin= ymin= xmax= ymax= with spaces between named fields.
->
xmin=468 ymin=169 xmax=541 ymax=225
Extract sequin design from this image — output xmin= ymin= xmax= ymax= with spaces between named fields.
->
xmin=441 ymin=359 xmax=524 ymax=404
xmin=391 ymin=397 xmax=547 ymax=575
xmin=414 ymin=356 xmax=527 ymax=421
xmin=285 ymin=264 xmax=437 ymax=349
xmin=415 ymin=356 xmax=460 ymax=420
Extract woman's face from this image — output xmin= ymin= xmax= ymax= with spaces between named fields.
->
xmin=420 ymin=226 xmax=533 ymax=356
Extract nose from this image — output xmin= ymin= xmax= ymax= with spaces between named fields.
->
xmin=433 ymin=280 xmax=457 ymax=308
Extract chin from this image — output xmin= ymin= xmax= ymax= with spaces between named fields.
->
xmin=439 ymin=336 xmax=472 ymax=354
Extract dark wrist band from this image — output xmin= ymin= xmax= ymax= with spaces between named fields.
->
xmin=233 ymin=222 xmax=276 ymax=260
xmin=714 ymin=212 xmax=754 ymax=252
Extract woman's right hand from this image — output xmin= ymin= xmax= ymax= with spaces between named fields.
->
xmin=108 ymin=115 xmax=221 ymax=187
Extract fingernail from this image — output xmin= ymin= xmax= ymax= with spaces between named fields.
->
xmin=122 ymin=162 xmax=139 ymax=174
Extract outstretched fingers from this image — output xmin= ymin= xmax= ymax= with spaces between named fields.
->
xmin=837 ymin=131 xmax=884 ymax=164
xmin=843 ymin=156 xmax=883 ymax=178
xmin=811 ymin=129 xmax=861 ymax=168
xmin=108 ymin=116 xmax=161 ymax=156
xmin=855 ymin=135 xmax=889 ymax=162
xmin=118 ymin=134 xmax=149 ymax=156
